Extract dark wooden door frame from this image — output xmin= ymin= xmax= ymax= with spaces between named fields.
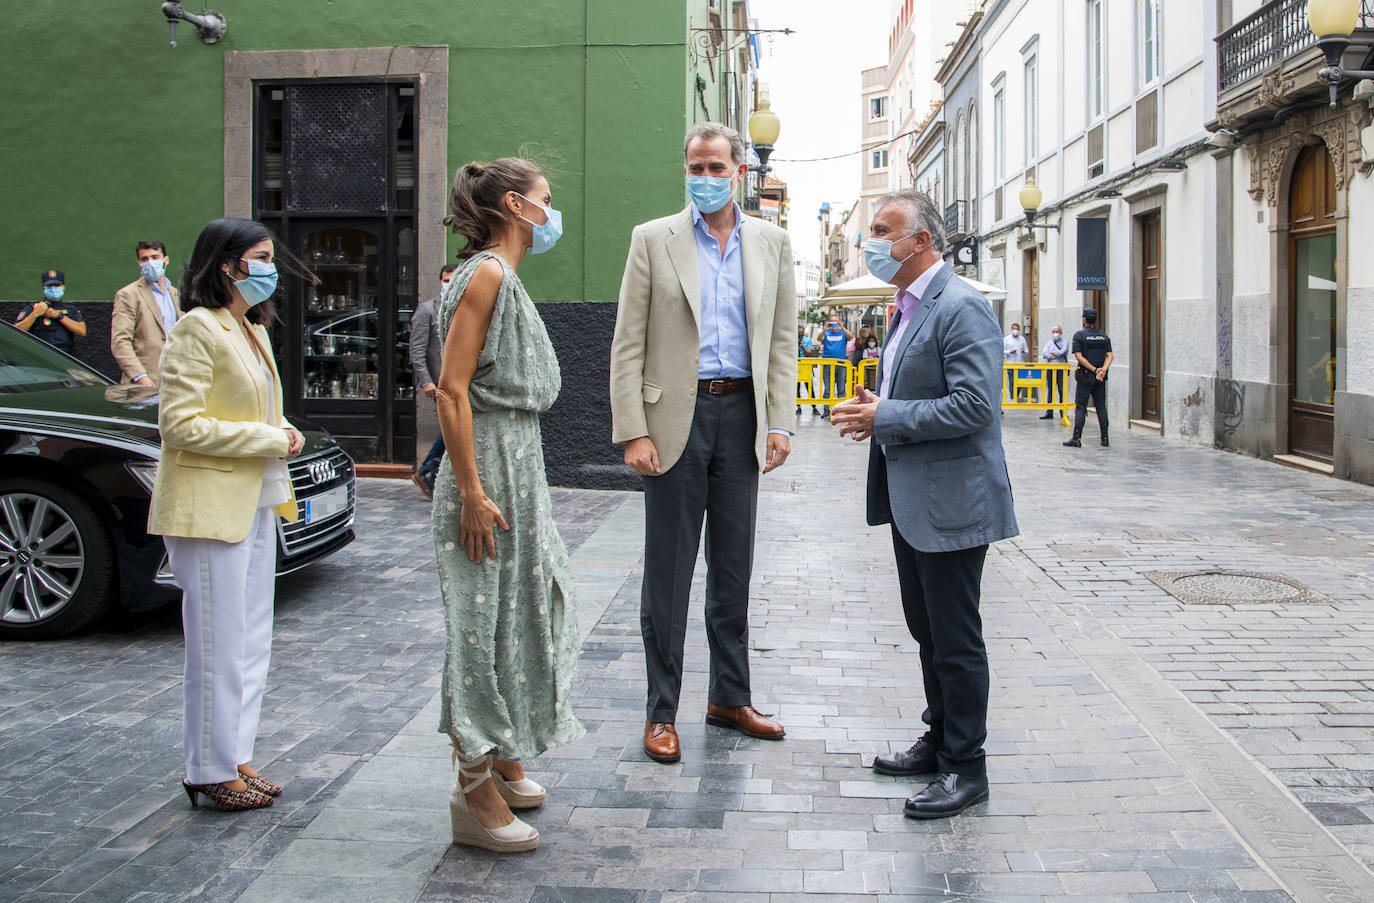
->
xmin=1140 ymin=211 xmax=1162 ymax=423
xmin=1285 ymin=143 xmax=1338 ymax=462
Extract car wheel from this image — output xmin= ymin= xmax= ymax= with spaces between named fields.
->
xmin=0 ymin=478 xmax=115 ymax=640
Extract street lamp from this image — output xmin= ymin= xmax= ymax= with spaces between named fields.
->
xmin=1308 ymin=0 xmax=1374 ymax=107
xmin=1018 ymin=177 xmax=1059 ymax=236
xmin=747 ymin=97 xmax=781 ymax=194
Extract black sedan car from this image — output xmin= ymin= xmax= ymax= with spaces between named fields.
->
xmin=0 ymin=322 xmax=356 ymax=639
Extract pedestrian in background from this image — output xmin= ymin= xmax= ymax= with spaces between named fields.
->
xmin=610 ymin=122 xmax=795 ymax=766
xmin=14 ymin=270 xmax=85 ymax=354
xmin=409 ymin=263 xmax=459 ymax=498
xmin=818 ymin=316 xmax=851 ymax=417
xmin=796 ymin=323 xmax=818 ymax=415
xmin=1002 ymin=321 xmax=1028 ymax=404
xmin=1039 ymin=323 xmax=1069 ymax=419
xmin=832 ymin=189 xmax=1017 ymax=819
xmin=1064 ymin=308 xmax=1114 ymax=448
xmin=433 ymin=157 xmax=584 ymax=854
xmin=111 ymin=241 xmax=180 ymax=387
xmin=849 ymin=324 xmax=874 ymax=367
xmin=147 ymin=218 xmax=303 ymax=812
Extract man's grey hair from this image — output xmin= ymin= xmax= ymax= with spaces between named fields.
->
xmin=684 ymin=122 xmax=748 ymax=166
xmin=875 ymin=189 xmax=947 ymax=254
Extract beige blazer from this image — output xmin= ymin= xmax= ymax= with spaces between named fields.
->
xmin=147 ymin=306 xmax=299 ymax=544
xmin=609 ymin=206 xmax=797 ymax=473
xmin=111 ymin=278 xmax=180 ymax=383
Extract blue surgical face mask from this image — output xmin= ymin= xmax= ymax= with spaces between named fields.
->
xmin=687 ymin=175 xmax=735 ymax=214
xmin=233 ymin=258 xmax=278 ymax=307
xmin=515 ymin=194 xmax=563 ymax=255
xmin=43 ymin=286 xmax=64 ymax=301
xmin=141 ymin=259 xmax=167 ymax=284
xmin=864 ymin=233 xmax=916 ymax=283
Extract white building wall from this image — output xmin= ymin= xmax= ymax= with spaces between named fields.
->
xmin=979 ymin=0 xmax=1215 ymax=442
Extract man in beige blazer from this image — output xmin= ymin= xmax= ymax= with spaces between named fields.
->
xmin=112 ymin=240 xmax=181 ymax=385
xmin=610 ymin=122 xmax=797 ymax=764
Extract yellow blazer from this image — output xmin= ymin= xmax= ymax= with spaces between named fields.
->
xmin=148 ymin=306 xmax=299 ymax=543
xmin=111 ymin=278 xmax=180 ymax=383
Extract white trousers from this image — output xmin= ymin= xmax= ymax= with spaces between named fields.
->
xmin=166 ymin=506 xmax=277 ymax=785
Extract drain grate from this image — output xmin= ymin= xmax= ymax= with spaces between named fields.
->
xmin=1144 ymin=570 xmax=1333 ymax=605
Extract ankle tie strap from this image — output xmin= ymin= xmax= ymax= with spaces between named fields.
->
xmin=450 ymin=738 xmax=493 ymax=790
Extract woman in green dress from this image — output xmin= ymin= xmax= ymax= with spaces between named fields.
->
xmin=433 ymin=157 xmax=584 ymax=853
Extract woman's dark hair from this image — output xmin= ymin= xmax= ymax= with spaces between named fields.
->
xmin=180 ymin=217 xmax=296 ymax=326
xmin=444 ymin=157 xmax=544 ymax=260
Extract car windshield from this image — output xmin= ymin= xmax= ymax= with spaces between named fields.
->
xmin=0 ymin=323 xmax=108 ymax=394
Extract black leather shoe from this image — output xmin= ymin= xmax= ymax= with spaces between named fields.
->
xmin=1063 ymin=438 xmax=1081 ymax=447
xmin=903 ymin=772 xmax=989 ymax=819
xmin=1100 ymin=436 xmax=1109 ymax=447
xmin=872 ymin=739 xmax=938 ymax=777
xmin=1039 ymin=412 xmax=1054 ymax=419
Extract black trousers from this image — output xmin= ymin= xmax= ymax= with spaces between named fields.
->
xmin=890 ymin=525 xmax=989 ymax=776
xmin=640 ymin=390 xmax=758 ymax=722
xmin=1072 ymin=375 xmax=1109 ymax=439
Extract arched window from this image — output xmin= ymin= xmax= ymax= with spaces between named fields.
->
xmin=954 ymin=112 xmax=966 ymax=206
xmin=965 ymin=101 xmax=976 ymax=219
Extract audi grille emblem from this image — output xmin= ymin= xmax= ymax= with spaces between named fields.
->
xmin=308 ymin=459 xmax=338 ymax=485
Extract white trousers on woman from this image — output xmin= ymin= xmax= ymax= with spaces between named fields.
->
xmin=165 ymin=506 xmax=277 ymax=785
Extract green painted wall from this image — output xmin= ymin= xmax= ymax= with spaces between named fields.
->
xmin=0 ymin=0 xmax=691 ymax=303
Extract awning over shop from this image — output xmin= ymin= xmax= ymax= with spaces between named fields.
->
xmin=820 ymin=271 xmax=1006 ymax=307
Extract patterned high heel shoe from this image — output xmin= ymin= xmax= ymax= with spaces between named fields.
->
xmin=238 ymin=770 xmax=283 ymax=797
xmin=182 ymin=780 xmax=273 ymax=811
xmin=449 ymin=751 xmax=539 ymax=853
xmin=491 ymin=761 xmax=546 ymax=809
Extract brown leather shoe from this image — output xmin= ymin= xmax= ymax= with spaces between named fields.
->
xmin=643 ymin=721 xmax=680 ymax=763
xmin=705 ymin=703 xmax=785 ymax=740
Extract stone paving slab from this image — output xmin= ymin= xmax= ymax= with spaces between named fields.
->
xmin=5 ymin=414 xmax=1374 ymax=900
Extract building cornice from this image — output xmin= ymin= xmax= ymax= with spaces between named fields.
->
xmin=936 ymin=10 xmax=984 ymax=86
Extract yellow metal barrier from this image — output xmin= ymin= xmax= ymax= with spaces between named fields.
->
xmin=855 ymin=358 xmax=879 ymax=392
xmin=794 ymin=359 xmax=1074 ymax=426
xmin=796 ymin=358 xmax=854 ymax=405
xmin=1002 ymin=363 xmax=1075 ymax=425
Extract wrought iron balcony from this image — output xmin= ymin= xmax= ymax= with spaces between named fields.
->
xmin=1218 ymin=0 xmax=1374 ymax=93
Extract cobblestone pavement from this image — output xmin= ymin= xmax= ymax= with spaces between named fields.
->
xmin=3 ymin=413 xmax=1374 ymax=901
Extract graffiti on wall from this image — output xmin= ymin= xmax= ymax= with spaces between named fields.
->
xmin=1217 ymin=378 xmax=1246 ymax=447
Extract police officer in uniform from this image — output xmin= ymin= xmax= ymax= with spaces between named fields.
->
xmin=15 ymin=270 xmax=86 ymax=354
xmin=1064 ymin=308 xmax=1113 ymax=448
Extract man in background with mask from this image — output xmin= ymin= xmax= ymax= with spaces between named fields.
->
xmin=610 ymin=122 xmax=797 ymax=765
xmin=1003 ymin=322 xmax=1028 ymax=404
xmin=1039 ymin=324 xmax=1069 ymax=419
xmin=111 ymin=241 xmax=180 ymax=386
xmin=408 ymin=263 xmax=459 ymax=498
xmin=15 ymin=270 xmax=85 ymax=354
xmin=831 ymin=190 xmax=1017 ymax=819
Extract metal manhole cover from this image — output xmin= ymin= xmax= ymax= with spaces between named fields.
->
xmin=1143 ymin=570 xmax=1334 ymax=605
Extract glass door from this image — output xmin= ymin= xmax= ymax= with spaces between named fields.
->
xmin=1290 ymin=235 xmax=1337 ymax=459
xmin=291 ymin=221 xmax=388 ymax=461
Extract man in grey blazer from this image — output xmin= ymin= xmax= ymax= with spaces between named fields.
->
xmin=409 ymin=264 xmax=458 ymax=497
xmin=610 ymin=123 xmax=797 ymax=764
xmin=832 ymin=189 xmax=1018 ymax=818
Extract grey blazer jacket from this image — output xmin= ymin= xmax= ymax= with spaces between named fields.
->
xmin=866 ymin=265 xmax=1019 ymax=553
xmin=408 ymin=295 xmax=443 ymax=388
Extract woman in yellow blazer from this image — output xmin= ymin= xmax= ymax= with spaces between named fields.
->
xmin=148 ymin=218 xmax=304 ymax=811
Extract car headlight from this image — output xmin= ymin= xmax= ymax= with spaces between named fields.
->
xmin=126 ymin=460 xmax=159 ymax=492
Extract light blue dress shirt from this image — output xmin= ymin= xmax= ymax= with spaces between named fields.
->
xmin=150 ymin=278 xmax=178 ymax=335
xmin=692 ymin=203 xmax=750 ymax=380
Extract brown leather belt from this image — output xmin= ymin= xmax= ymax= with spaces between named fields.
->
xmin=697 ymin=377 xmax=751 ymax=396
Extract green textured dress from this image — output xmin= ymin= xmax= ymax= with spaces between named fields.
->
xmin=433 ymin=251 xmax=584 ymax=760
